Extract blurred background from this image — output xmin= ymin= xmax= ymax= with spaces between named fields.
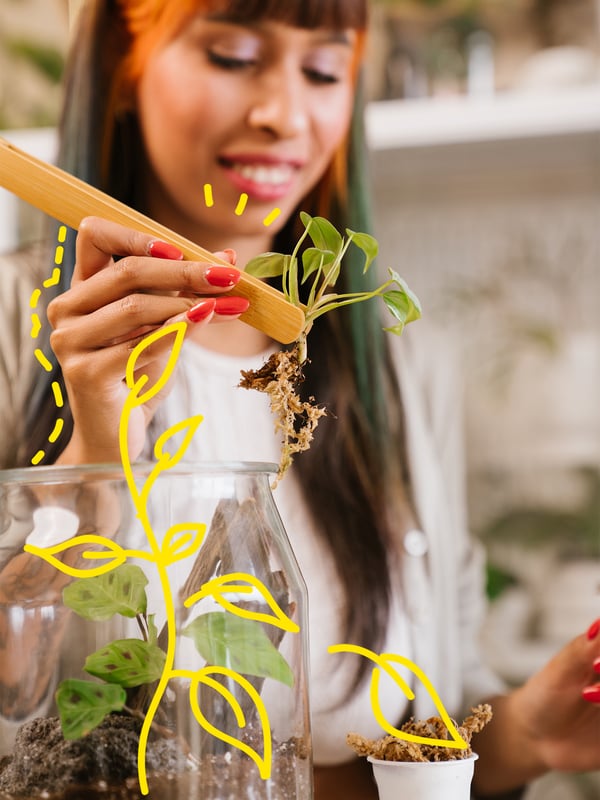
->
xmin=0 ymin=1 xmax=599 ymax=797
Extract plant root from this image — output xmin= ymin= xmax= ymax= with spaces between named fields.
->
xmin=239 ymin=345 xmax=327 ymax=486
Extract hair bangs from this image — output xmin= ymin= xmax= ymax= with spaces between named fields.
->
xmin=204 ymin=0 xmax=367 ymax=31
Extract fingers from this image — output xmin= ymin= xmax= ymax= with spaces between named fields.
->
xmin=74 ymin=216 xmax=158 ymax=283
xmin=581 ymin=619 xmax=600 ymax=704
xmin=48 ymin=217 xmax=244 ymax=330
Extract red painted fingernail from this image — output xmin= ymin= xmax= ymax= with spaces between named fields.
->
xmin=205 ymin=266 xmax=241 ymax=288
xmin=186 ymin=298 xmax=216 ymax=323
xmin=148 ymin=240 xmax=184 ymax=260
xmin=593 ymin=657 xmax=600 ymax=674
xmin=586 ymin=619 xmax=600 ymax=641
xmin=582 ymin=685 xmax=600 ymax=703
xmin=214 ymin=296 xmax=250 ymax=316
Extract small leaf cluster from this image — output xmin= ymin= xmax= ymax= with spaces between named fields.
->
xmin=245 ymin=212 xmax=421 ymax=354
xmin=56 ymin=564 xmax=164 ymax=740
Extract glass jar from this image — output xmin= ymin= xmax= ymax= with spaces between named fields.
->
xmin=0 ymin=462 xmax=312 ymax=800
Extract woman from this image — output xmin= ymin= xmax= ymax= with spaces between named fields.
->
xmin=0 ymin=1 xmax=598 ymax=797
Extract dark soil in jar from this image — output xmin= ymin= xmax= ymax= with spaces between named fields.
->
xmin=0 ymin=716 xmax=309 ymax=800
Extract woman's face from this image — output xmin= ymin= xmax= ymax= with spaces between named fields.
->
xmin=136 ymin=15 xmax=357 ymax=247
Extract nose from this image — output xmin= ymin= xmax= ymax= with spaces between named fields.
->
xmin=247 ymin=65 xmax=309 ymax=139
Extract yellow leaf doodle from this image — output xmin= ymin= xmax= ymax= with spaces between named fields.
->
xmin=23 ymin=534 xmax=128 ymax=579
xmin=161 ymin=522 xmax=207 ymax=565
xmin=124 ymin=322 xmax=186 ymax=407
xmin=328 ymin=644 xmax=468 ymax=750
xmin=184 ymin=573 xmax=300 ymax=633
xmin=175 ymin=665 xmax=273 ymax=780
xmin=153 ymin=416 xmax=204 ymax=470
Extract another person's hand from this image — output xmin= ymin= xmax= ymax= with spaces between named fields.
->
xmin=47 ymin=217 xmax=247 ymax=464
xmin=509 ymin=619 xmax=600 ymax=773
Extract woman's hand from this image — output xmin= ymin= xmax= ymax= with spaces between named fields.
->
xmin=47 ymin=216 xmax=247 ymax=465
xmin=473 ymin=620 xmax=600 ymax=795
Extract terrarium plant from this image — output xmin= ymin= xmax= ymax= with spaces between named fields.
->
xmin=240 ymin=211 xmax=421 ymax=481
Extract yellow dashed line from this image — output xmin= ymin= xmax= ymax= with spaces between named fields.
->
xmin=30 ymin=314 xmax=42 ymax=338
xmin=44 ymin=267 xmax=61 ymax=287
xmin=48 ymin=418 xmax=64 ymax=443
xmin=52 ymin=381 xmax=64 ymax=407
xmin=34 ymin=348 xmax=53 ymax=372
xmin=30 ymin=225 xmax=68 ymax=464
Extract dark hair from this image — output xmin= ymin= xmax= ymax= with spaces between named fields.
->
xmin=21 ymin=0 xmax=413 ymax=696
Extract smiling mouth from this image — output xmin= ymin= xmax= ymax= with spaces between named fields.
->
xmin=220 ymin=159 xmax=296 ymax=188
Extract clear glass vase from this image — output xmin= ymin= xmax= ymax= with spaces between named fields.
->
xmin=0 ymin=462 xmax=312 ymax=800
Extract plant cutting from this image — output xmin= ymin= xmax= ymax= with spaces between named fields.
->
xmin=239 ymin=211 xmax=421 ymax=482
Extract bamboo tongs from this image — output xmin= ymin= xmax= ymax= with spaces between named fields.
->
xmin=0 ymin=136 xmax=305 ymax=344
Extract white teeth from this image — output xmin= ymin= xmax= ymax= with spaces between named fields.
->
xmin=233 ymin=163 xmax=293 ymax=186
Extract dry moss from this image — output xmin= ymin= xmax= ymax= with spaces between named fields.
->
xmin=347 ymin=704 xmax=493 ymax=763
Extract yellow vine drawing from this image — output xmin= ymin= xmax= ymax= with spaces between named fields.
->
xmin=25 ymin=321 xmax=297 ymax=794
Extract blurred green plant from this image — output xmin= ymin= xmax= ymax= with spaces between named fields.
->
xmin=6 ymin=38 xmax=64 ymax=83
xmin=482 ymin=468 xmax=600 ymax=564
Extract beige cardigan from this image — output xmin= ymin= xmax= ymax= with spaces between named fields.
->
xmin=0 ymin=243 xmax=50 ymax=469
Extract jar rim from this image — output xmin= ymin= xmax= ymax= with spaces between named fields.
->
xmin=0 ymin=461 xmax=279 ymax=485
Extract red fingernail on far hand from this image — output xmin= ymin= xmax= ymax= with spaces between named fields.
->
xmin=586 ymin=619 xmax=600 ymax=641
xmin=186 ymin=298 xmax=216 ymax=323
xmin=148 ymin=240 xmax=184 ymax=260
xmin=582 ymin=685 xmax=600 ymax=703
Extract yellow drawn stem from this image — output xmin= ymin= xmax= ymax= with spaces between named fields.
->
xmin=119 ymin=390 xmax=177 ymax=795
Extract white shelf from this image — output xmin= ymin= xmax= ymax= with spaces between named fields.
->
xmin=365 ymin=84 xmax=600 ymax=150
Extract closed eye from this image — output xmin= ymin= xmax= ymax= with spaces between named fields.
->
xmin=303 ymin=68 xmax=340 ymax=85
xmin=207 ymin=50 xmax=256 ymax=70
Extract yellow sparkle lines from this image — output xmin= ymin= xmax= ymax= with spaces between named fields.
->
xmin=202 ymin=183 xmax=281 ymax=227
xmin=30 ymin=224 xmax=68 ymax=465
xmin=328 ymin=644 xmax=469 ymax=751
xmin=263 ymin=207 xmax=281 ymax=227
xmin=235 ymin=193 xmax=249 ymax=216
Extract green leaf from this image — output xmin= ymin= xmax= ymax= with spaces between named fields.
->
xmin=55 ymin=679 xmax=126 ymax=740
xmin=62 ymin=564 xmax=148 ymax=621
xmin=244 ymin=252 xmax=287 ymax=279
xmin=147 ymin=614 xmax=159 ymax=645
xmin=301 ymin=212 xmax=343 ymax=255
xmin=301 ymin=247 xmax=335 ymax=284
xmin=182 ymin=612 xmax=294 ymax=688
xmin=388 ymin=270 xmax=422 ymax=322
xmin=84 ymin=639 xmax=166 ymax=687
xmin=347 ymin=230 xmax=379 ymax=273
